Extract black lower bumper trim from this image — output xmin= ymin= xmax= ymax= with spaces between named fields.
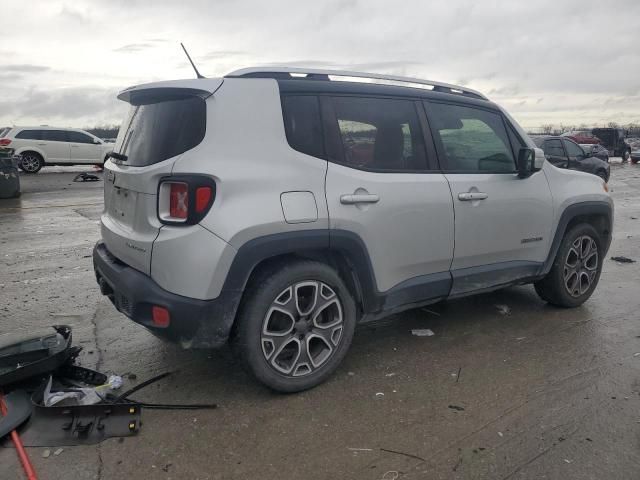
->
xmin=93 ymin=242 xmax=241 ymax=348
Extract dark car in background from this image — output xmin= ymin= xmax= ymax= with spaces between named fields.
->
xmin=533 ymin=136 xmax=610 ymax=181
xmin=580 ymin=143 xmax=609 ymax=162
xmin=592 ymin=128 xmax=631 ymax=161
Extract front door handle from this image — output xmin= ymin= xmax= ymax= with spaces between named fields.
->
xmin=458 ymin=192 xmax=488 ymax=201
xmin=340 ymin=193 xmax=380 ymax=205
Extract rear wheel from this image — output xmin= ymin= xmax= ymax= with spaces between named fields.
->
xmin=19 ymin=152 xmax=44 ymax=173
xmin=534 ymin=224 xmax=602 ymax=307
xmin=232 ymin=260 xmax=356 ymax=392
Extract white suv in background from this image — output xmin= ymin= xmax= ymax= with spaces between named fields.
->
xmin=0 ymin=126 xmax=114 ymax=173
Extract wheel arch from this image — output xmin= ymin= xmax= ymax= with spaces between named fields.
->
xmin=16 ymin=147 xmax=46 ymax=160
xmin=541 ymin=201 xmax=612 ymax=276
xmin=222 ymin=230 xmax=379 ymax=317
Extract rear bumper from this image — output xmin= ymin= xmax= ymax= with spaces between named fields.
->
xmin=93 ymin=242 xmax=241 ymax=348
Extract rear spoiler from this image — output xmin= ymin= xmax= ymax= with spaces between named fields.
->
xmin=117 ymin=79 xmax=223 ymax=105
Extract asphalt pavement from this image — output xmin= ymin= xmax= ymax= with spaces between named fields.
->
xmin=1 ymin=163 xmax=639 ymax=480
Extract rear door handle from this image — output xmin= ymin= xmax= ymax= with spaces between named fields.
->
xmin=458 ymin=192 xmax=488 ymax=201
xmin=340 ymin=193 xmax=380 ymax=205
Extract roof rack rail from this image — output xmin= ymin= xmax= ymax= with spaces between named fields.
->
xmin=225 ymin=66 xmax=488 ymax=100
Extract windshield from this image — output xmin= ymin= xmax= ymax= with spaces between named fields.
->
xmin=112 ymin=95 xmax=206 ymax=167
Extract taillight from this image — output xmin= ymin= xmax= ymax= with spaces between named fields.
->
xmin=195 ymin=186 xmax=212 ymax=213
xmin=168 ymin=182 xmax=189 ymax=219
xmin=0 ymin=139 xmax=11 ymax=146
xmin=158 ymin=176 xmax=216 ymax=225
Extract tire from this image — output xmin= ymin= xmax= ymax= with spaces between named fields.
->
xmin=632 ymin=157 xmax=639 ymax=165
xmin=595 ymin=169 xmax=609 ymax=182
xmin=622 ymin=150 xmax=631 ymax=162
xmin=232 ymin=260 xmax=356 ymax=392
xmin=19 ymin=152 xmax=44 ymax=173
xmin=534 ymin=223 xmax=603 ymax=308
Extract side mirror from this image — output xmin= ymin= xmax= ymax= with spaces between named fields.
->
xmin=517 ymin=148 xmax=535 ymax=178
xmin=93 ymin=139 xmax=101 ymax=144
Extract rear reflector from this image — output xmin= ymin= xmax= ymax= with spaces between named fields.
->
xmin=0 ymin=139 xmax=11 ymax=146
xmin=195 ymin=186 xmax=212 ymax=213
xmin=151 ymin=306 xmax=170 ymax=327
xmin=168 ymin=182 xmax=189 ymax=219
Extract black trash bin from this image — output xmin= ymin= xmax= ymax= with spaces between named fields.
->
xmin=0 ymin=147 xmax=21 ymax=199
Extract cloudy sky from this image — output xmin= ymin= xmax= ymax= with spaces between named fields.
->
xmin=2 ymin=0 xmax=639 ymax=130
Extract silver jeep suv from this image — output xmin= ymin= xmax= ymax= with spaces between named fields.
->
xmin=93 ymin=67 xmax=613 ymax=392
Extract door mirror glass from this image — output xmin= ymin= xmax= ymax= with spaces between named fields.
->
xmin=517 ymin=148 xmax=535 ymax=178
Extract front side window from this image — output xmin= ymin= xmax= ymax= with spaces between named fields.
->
xmin=68 ymin=131 xmax=94 ymax=144
xmin=15 ymin=130 xmax=43 ymax=140
xmin=42 ymin=130 xmax=68 ymax=142
xmin=328 ymin=96 xmax=427 ymax=171
xmin=281 ymin=95 xmax=325 ymax=159
xmin=427 ymin=102 xmax=515 ymax=172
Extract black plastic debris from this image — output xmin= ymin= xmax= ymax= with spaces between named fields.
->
xmin=73 ymin=173 xmax=100 ymax=182
xmin=0 ymin=326 xmax=76 ymax=388
xmin=0 ymin=390 xmax=32 ymax=441
xmin=611 ymin=256 xmax=636 ymax=263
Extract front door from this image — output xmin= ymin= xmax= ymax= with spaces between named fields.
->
xmin=322 ymin=96 xmax=454 ymax=304
xmin=425 ymin=101 xmax=554 ymax=295
xmin=69 ymin=131 xmax=101 ymax=164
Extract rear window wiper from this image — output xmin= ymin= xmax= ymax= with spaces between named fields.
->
xmin=108 ymin=152 xmax=128 ymax=162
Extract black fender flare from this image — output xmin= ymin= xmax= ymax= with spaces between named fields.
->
xmin=540 ymin=201 xmax=613 ymax=276
xmin=221 ymin=229 xmax=381 ymax=313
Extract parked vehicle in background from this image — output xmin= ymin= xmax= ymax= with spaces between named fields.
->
xmin=580 ymin=143 xmax=609 ymax=162
xmin=0 ymin=126 xmax=113 ymax=173
xmin=533 ymin=136 xmax=610 ymax=181
xmin=93 ymin=67 xmax=613 ymax=392
xmin=591 ymin=127 xmax=631 ymax=161
xmin=631 ymin=149 xmax=640 ymax=164
xmin=562 ymin=130 xmax=601 ymax=145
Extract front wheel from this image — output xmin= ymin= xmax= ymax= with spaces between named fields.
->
xmin=534 ymin=224 xmax=603 ymax=307
xmin=622 ymin=150 xmax=631 ymax=162
xmin=232 ymin=260 xmax=356 ymax=392
xmin=595 ymin=169 xmax=609 ymax=182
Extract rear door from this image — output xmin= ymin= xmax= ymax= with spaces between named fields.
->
xmin=102 ymin=92 xmax=208 ymax=274
xmin=425 ymin=101 xmax=553 ymax=295
xmin=68 ymin=131 xmax=101 ymax=163
xmin=323 ymin=95 xmax=454 ymax=300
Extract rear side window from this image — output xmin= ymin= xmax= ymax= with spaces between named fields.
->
xmin=281 ymin=96 xmax=325 ymax=159
xmin=427 ymin=103 xmax=515 ymax=172
xmin=68 ymin=131 xmax=94 ymax=144
xmin=42 ymin=130 xmax=69 ymax=142
xmin=15 ymin=129 xmax=43 ymax=140
xmin=113 ymin=95 xmax=206 ymax=167
xmin=327 ymin=96 xmax=428 ymax=171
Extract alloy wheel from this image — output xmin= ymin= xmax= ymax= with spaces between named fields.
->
xmin=261 ymin=281 xmax=344 ymax=377
xmin=20 ymin=154 xmax=41 ymax=172
xmin=563 ymin=235 xmax=598 ymax=297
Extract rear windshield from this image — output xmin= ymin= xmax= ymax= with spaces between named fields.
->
xmin=112 ymin=95 xmax=206 ymax=167
xmin=0 ymin=127 xmax=9 ymax=138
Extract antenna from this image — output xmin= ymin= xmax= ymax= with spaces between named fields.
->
xmin=180 ymin=43 xmax=205 ymax=79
